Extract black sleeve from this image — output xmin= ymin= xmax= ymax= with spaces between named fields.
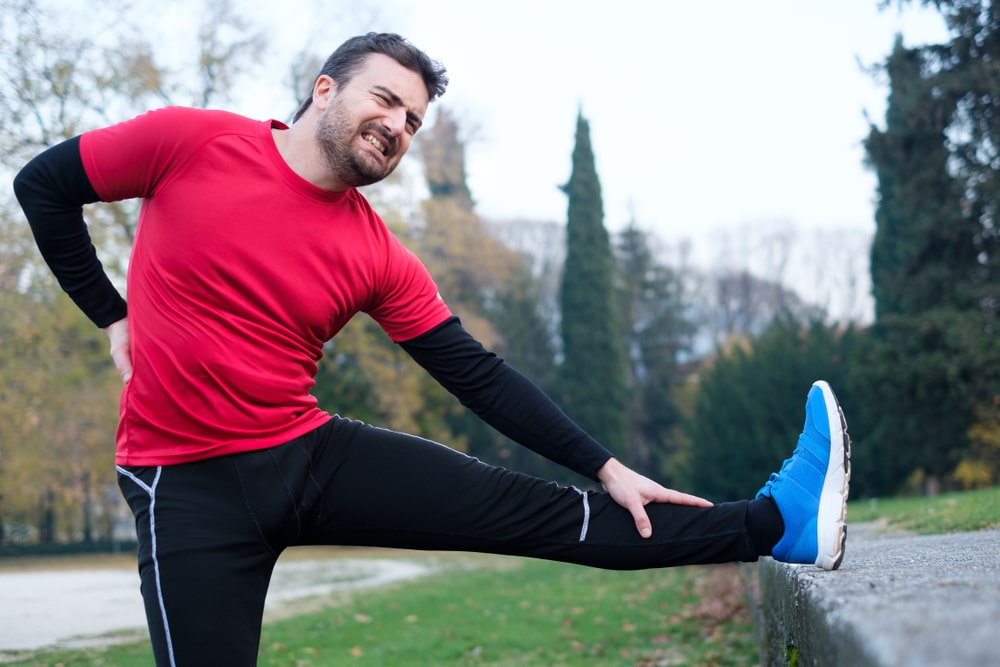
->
xmin=12 ymin=136 xmax=127 ymax=328
xmin=399 ymin=317 xmax=615 ymax=481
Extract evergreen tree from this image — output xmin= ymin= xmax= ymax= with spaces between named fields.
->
xmin=919 ymin=0 xmax=1000 ymax=313
xmin=684 ymin=318 xmax=856 ymax=500
xmin=860 ymin=30 xmax=1000 ymax=493
xmin=615 ymin=223 xmax=693 ymax=480
xmin=558 ymin=111 xmax=628 ymax=452
xmin=865 ymin=37 xmax=978 ymax=318
xmin=850 ymin=307 xmax=999 ymax=494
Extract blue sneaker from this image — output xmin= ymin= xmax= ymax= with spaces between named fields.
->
xmin=757 ymin=380 xmax=851 ymax=570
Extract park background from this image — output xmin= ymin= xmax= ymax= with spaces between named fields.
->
xmin=0 ymin=0 xmax=997 ymax=553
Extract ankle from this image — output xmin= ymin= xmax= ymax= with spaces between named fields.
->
xmin=746 ymin=496 xmax=784 ymax=557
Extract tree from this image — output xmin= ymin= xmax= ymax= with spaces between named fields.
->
xmin=0 ymin=288 xmax=121 ymax=542
xmin=866 ymin=36 xmax=978 ymax=317
xmin=0 ymin=0 xmax=269 ymax=544
xmin=558 ymin=111 xmax=628 ymax=452
xmin=481 ymin=268 xmax=565 ymax=478
xmin=412 ymin=108 xmax=577 ymax=476
xmin=701 ymin=269 xmax=823 ymax=346
xmin=486 ymin=217 xmax=566 ymax=345
xmin=684 ymin=317 xmax=857 ymax=500
xmin=861 ymin=23 xmax=1000 ymax=493
xmin=851 ymin=308 xmax=1000 ymax=494
xmin=1 ymin=0 xmax=266 ymax=245
xmin=615 ymin=222 xmax=694 ymax=480
xmin=415 ymin=109 xmax=522 ymax=329
xmin=890 ymin=0 xmax=999 ymax=313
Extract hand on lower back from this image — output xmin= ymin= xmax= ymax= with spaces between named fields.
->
xmin=103 ymin=317 xmax=132 ymax=383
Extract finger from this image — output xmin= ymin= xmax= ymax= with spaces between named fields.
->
xmin=103 ymin=318 xmax=132 ymax=383
xmin=109 ymin=344 xmax=133 ymax=383
xmin=113 ymin=354 xmax=133 ymax=383
xmin=663 ymin=490 xmax=714 ymax=507
xmin=630 ymin=504 xmax=653 ymax=539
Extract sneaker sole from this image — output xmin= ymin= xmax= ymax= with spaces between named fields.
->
xmin=814 ymin=380 xmax=851 ymax=571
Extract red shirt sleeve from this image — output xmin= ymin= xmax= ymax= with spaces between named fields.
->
xmin=79 ymin=107 xmax=247 ymax=202
xmin=367 ymin=232 xmax=453 ymax=342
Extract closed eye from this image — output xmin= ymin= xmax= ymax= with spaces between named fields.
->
xmin=371 ymin=85 xmax=423 ymax=134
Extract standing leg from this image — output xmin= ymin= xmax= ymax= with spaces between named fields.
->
xmin=118 ymin=460 xmax=281 ymax=667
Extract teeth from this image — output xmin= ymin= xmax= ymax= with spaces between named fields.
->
xmin=363 ymin=133 xmax=386 ymax=154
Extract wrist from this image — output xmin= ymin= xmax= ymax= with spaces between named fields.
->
xmin=102 ymin=316 xmax=128 ymax=334
xmin=596 ymin=457 xmax=623 ymax=485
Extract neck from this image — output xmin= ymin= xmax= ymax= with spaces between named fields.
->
xmin=272 ymin=121 xmax=351 ymax=192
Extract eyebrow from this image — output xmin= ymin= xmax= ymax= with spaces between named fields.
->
xmin=373 ymin=85 xmax=423 ymax=130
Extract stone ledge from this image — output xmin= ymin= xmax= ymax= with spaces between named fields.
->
xmin=755 ymin=526 xmax=1000 ymax=667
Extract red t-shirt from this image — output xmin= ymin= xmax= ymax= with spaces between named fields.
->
xmin=80 ymin=107 xmax=453 ymax=466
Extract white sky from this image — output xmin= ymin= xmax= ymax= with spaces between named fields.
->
xmin=122 ymin=0 xmax=952 ymax=320
xmin=226 ymin=0 xmax=951 ymax=244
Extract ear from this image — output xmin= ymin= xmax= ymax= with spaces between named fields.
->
xmin=312 ymin=75 xmax=339 ymax=111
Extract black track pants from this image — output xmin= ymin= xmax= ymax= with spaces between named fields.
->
xmin=117 ymin=416 xmax=761 ymax=667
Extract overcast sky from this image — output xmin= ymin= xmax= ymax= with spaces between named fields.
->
xmin=136 ymin=0 xmax=952 ymax=320
xmin=229 ymin=1 xmax=951 ymax=243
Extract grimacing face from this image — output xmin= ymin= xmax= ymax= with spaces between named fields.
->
xmin=315 ymin=53 xmax=429 ymax=188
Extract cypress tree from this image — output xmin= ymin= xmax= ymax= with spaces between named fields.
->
xmin=858 ymin=33 xmax=1000 ymax=493
xmin=865 ymin=37 xmax=978 ymax=318
xmin=916 ymin=0 xmax=999 ymax=313
xmin=558 ymin=111 xmax=628 ymax=452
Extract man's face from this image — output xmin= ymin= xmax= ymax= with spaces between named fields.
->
xmin=315 ymin=53 xmax=429 ymax=188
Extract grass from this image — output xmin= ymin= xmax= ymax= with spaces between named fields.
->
xmin=1 ymin=557 xmax=758 ymax=667
xmin=848 ymin=485 xmax=1000 ymax=534
xmin=256 ymin=561 xmax=758 ymax=667
xmin=7 ymin=487 xmax=998 ymax=666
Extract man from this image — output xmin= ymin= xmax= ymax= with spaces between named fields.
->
xmin=14 ymin=32 xmax=850 ymax=667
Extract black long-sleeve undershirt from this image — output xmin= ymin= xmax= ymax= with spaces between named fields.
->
xmin=14 ymin=139 xmax=615 ymax=481
xmin=400 ymin=318 xmax=614 ymax=480
xmin=13 ymin=136 xmax=127 ymax=328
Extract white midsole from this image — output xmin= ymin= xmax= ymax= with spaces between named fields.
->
xmin=814 ymin=380 xmax=848 ymax=566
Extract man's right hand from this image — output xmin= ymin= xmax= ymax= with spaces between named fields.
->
xmin=103 ymin=317 xmax=132 ymax=383
xmin=597 ymin=457 xmax=713 ymax=539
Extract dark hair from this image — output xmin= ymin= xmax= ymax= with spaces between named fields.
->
xmin=292 ymin=32 xmax=448 ymax=122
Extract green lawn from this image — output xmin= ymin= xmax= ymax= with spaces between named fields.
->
xmin=1 ymin=558 xmax=758 ymax=667
xmin=848 ymin=485 xmax=1000 ymax=534
xmin=256 ymin=560 xmax=758 ymax=667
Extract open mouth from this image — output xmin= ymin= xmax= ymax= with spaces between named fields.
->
xmin=362 ymin=132 xmax=387 ymax=155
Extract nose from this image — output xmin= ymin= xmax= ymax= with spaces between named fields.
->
xmin=383 ymin=107 xmax=407 ymax=137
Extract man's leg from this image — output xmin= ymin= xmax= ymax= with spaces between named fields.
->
xmin=295 ymin=418 xmax=764 ymax=568
xmin=118 ymin=459 xmax=282 ymax=667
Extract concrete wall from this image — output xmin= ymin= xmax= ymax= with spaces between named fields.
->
xmin=754 ymin=526 xmax=1000 ymax=667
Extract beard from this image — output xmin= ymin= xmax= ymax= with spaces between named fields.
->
xmin=315 ymin=98 xmax=399 ymax=188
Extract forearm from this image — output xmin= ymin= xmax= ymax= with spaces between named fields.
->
xmin=456 ymin=364 xmax=614 ymax=479
xmin=13 ymin=136 xmax=126 ymax=327
xmin=400 ymin=318 xmax=614 ymax=480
